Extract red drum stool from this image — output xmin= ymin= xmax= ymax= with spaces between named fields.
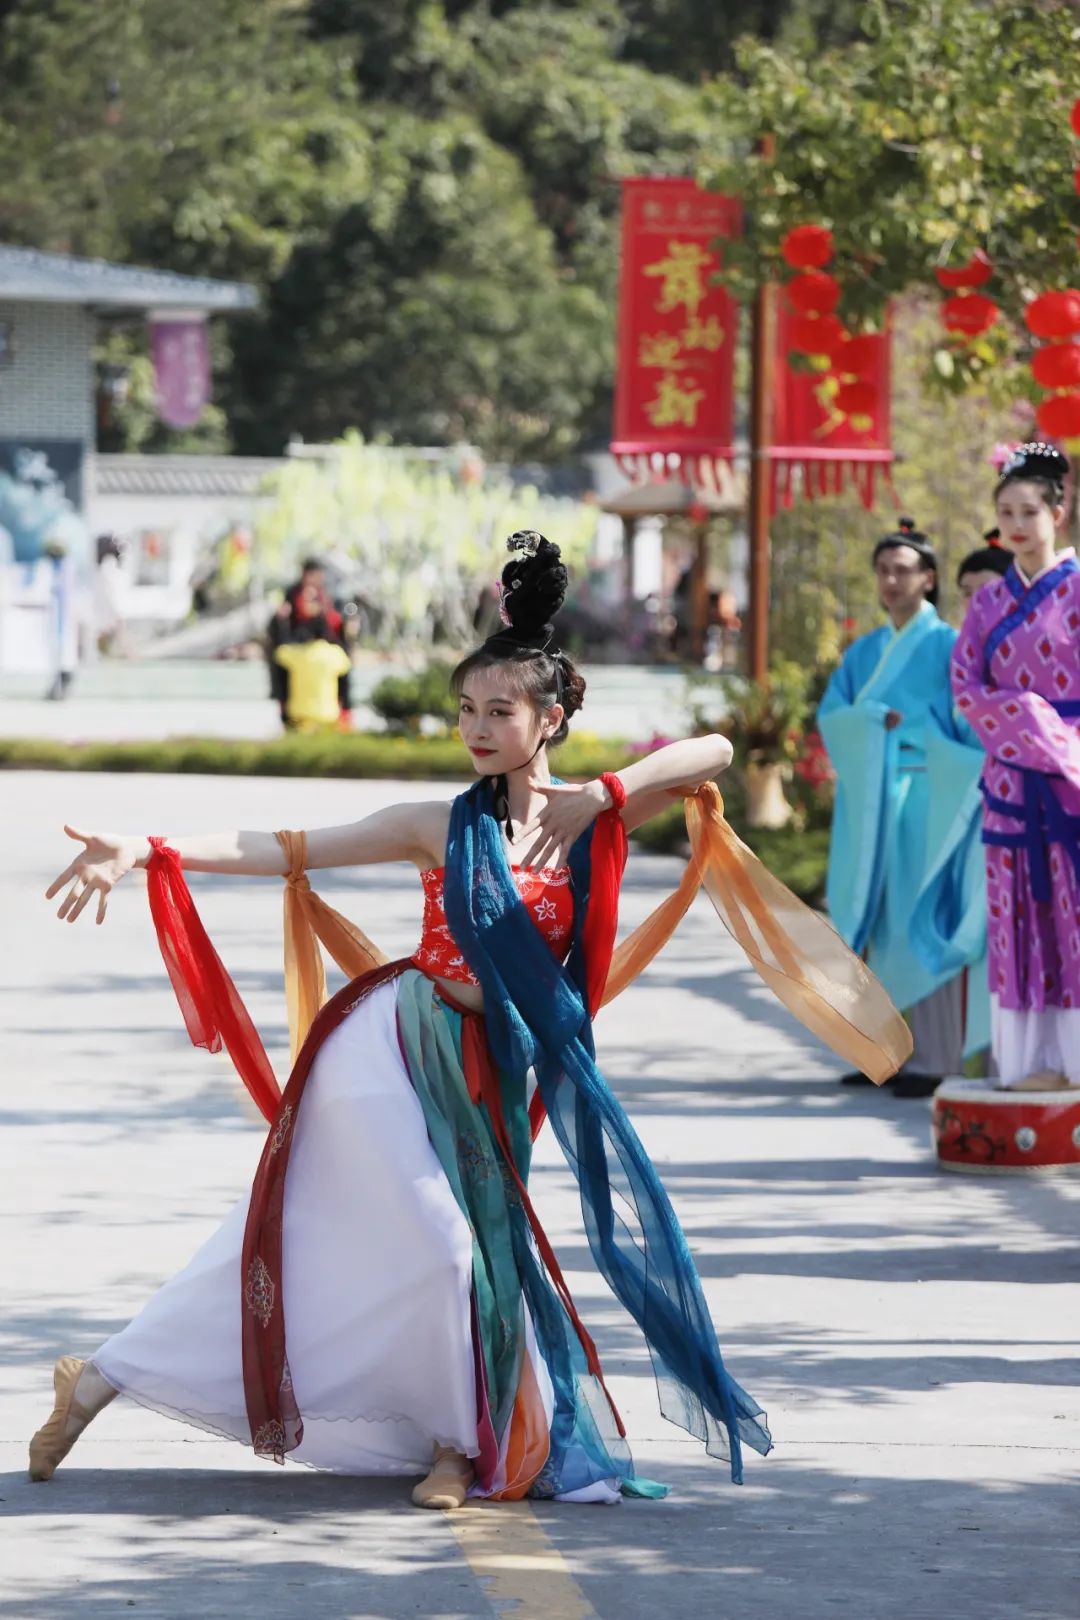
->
xmin=932 ymin=1080 xmax=1080 ymax=1174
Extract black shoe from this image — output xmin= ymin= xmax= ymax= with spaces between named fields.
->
xmin=891 ymin=1074 xmax=941 ymax=1099
xmin=839 ymin=1070 xmax=875 ymax=1086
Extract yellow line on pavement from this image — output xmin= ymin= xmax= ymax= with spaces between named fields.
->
xmin=447 ymin=1500 xmax=599 ymax=1620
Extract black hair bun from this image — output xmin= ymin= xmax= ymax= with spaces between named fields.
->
xmin=498 ymin=531 xmax=568 ymax=647
xmin=996 ymin=441 xmax=1070 ymax=490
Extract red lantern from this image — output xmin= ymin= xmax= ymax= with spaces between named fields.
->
xmin=1036 ymin=392 xmax=1080 ymax=438
xmin=687 ymin=499 xmax=710 ymax=526
xmin=834 ymin=379 xmax=877 ymax=417
xmin=787 ymin=311 xmax=847 ymax=356
xmin=1031 ymin=343 xmax=1080 ymax=389
xmin=942 ymin=292 xmax=999 ymax=336
xmin=1024 ymin=289 xmax=1080 ymax=339
xmin=834 ymin=333 xmax=880 ymax=377
xmin=1072 ymin=96 xmax=1080 ymax=138
xmin=935 ymin=250 xmax=993 ymax=291
xmin=781 ymin=224 xmax=834 ymax=270
xmin=785 ymin=270 xmax=841 ymax=316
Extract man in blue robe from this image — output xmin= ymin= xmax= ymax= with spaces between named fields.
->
xmin=818 ymin=521 xmax=988 ymax=1095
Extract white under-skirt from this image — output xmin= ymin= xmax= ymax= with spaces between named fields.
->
xmin=991 ymin=997 xmax=1080 ymax=1088
xmin=94 ymin=978 xmax=480 ymax=1474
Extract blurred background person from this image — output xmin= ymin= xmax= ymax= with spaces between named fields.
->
xmin=92 ymin=534 xmax=128 ymax=657
xmin=267 ymin=557 xmax=353 ymax=730
xmin=956 ymin=530 xmax=1013 ymax=603
xmin=273 ymin=615 xmax=352 ymax=733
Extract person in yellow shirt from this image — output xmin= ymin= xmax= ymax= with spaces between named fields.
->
xmin=274 ymin=622 xmax=352 ymax=731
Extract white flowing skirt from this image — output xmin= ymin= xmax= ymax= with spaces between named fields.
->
xmin=94 ymin=979 xmax=479 ymax=1473
xmin=991 ymin=997 xmax=1080 ymax=1088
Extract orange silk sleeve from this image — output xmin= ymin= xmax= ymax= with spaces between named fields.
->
xmin=276 ymin=830 xmax=389 ymax=1062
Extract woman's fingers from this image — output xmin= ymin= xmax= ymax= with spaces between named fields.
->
xmin=45 ymin=860 xmax=79 ymax=900
xmin=67 ymin=881 xmax=100 ymax=924
xmin=63 ymin=824 xmax=91 ymax=844
xmin=56 ymin=877 xmax=83 ymax=919
xmin=96 ymin=889 xmax=109 ymax=926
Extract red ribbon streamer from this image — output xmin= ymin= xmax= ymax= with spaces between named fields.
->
xmin=145 ymin=839 xmax=282 ymax=1125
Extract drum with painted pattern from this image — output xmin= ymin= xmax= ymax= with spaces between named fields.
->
xmin=932 ymin=1079 xmax=1080 ymax=1174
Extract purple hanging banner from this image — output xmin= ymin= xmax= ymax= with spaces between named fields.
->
xmin=150 ymin=314 xmax=210 ymax=428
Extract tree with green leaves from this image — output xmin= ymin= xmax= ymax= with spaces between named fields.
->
xmin=705 ymin=0 xmax=1080 ymax=396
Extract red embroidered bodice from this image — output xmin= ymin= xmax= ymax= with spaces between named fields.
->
xmin=412 ymin=865 xmax=574 ymax=985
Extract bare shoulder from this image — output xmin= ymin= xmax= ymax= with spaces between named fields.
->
xmin=406 ymin=798 xmax=455 ymax=869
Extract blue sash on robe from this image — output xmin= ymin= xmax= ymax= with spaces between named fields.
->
xmin=443 ymin=778 xmax=772 ymax=1485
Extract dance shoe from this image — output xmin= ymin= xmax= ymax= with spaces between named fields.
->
xmin=411 ymin=1445 xmax=475 ymax=1510
xmin=28 ymin=1356 xmax=115 ymax=1481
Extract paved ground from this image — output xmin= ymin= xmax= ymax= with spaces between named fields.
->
xmin=0 ymin=660 xmax=691 ymax=742
xmin=1 ymin=770 xmax=1077 ymax=1620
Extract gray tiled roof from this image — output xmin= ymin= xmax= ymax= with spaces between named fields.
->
xmin=94 ymin=455 xmax=284 ymax=496
xmin=0 ymin=246 xmax=258 ymax=312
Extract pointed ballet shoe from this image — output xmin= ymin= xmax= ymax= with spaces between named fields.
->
xmin=28 ymin=1356 xmax=113 ymax=1481
xmin=411 ymin=1445 xmax=475 ymax=1510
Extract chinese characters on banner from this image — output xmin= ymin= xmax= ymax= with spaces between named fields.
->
xmin=150 ymin=315 xmax=211 ymax=429
xmin=771 ymin=303 xmax=894 ymax=511
xmin=612 ymin=179 xmax=741 ymax=486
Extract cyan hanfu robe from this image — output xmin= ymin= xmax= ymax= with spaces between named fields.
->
xmin=819 ymin=601 xmax=989 ymax=1058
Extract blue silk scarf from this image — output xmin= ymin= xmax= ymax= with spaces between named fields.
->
xmin=443 ymin=777 xmax=772 ymax=1484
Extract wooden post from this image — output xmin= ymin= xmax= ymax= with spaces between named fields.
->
xmin=747 ymin=280 xmax=775 ymax=684
xmin=621 ymin=516 xmax=636 ymax=613
xmin=689 ymin=522 xmax=709 ymax=663
xmin=747 ymin=133 xmax=776 ymax=685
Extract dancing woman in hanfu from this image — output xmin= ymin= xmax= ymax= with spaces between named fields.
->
xmin=30 ymin=533 xmax=909 ymax=1508
xmin=950 ymin=444 xmax=1080 ymax=1091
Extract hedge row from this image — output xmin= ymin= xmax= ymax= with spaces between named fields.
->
xmin=0 ymin=731 xmax=828 ymax=903
xmin=0 ymin=730 xmax=635 ymax=781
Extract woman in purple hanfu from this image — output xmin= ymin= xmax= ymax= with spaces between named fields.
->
xmin=950 ymin=442 xmax=1080 ymax=1089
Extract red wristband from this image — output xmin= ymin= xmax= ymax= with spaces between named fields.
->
xmin=599 ymin=771 xmax=626 ymax=810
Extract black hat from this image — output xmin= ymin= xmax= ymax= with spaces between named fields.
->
xmin=873 ymin=515 xmax=936 ymax=560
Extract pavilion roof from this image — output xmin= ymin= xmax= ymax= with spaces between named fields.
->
xmin=0 ymin=245 xmax=258 ymax=313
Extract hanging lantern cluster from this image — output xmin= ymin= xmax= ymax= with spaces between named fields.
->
xmin=1018 ymin=98 xmax=1080 ymax=440
xmin=1025 ymin=288 xmax=1080 ymax=438
xmin=783 ymin=226 xmax=841 ymax=359
xmin=781 ymin=226 xmax=881 ymax=433
xmin=935 ymin=250 xmax=999 ymax=340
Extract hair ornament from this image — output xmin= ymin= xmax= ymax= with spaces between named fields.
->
xmin=996 ymin=440 xmax=1070 ymax=490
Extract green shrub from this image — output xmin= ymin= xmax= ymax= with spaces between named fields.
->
xmin=369 ymin=659 xmax=460 ymax=734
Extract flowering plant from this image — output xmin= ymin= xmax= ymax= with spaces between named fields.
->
xmin=688 ymin=659 xmax=812 ymax=766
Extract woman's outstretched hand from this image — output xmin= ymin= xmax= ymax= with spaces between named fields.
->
xmin=45 ymin=826 xmax=141 ymax=925
xmin=518 ymin=780 xmax=610 ymax=870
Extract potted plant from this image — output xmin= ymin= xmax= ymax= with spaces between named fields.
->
xmin=688 ymin=658 xmax=812 ymax=828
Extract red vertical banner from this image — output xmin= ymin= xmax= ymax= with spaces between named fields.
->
xmin=771 ymin=305 xmax=894 ymax=510
xmin=612 ymin=179 xmax=741 ymax=485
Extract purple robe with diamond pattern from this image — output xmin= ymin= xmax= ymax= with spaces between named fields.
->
xmin=950 ymin=551 xmax=1080 ymax=1018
